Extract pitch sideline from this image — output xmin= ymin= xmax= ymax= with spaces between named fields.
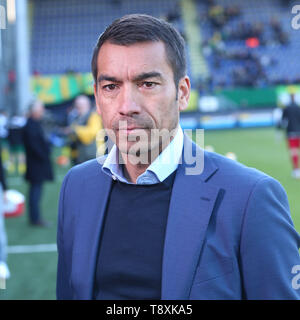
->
xmin=7 ymin=243 xmax=57 ymax=254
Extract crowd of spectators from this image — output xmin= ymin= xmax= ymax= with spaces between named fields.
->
xmin=198 ymin=0 xmax=294 ymax=91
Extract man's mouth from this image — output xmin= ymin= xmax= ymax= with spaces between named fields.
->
xmin=117 ymin=127 xmax=147 ymax=133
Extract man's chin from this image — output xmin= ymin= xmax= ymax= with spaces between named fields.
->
xmin=117 ymin=144 xmax=153 ymax=165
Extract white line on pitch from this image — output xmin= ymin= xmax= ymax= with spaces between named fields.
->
xmin=7 ymin=243 xmax=57 ymax=254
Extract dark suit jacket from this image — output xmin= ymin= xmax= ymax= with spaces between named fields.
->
xmin=23 ymin=118 xmax=53 ymax=183
xmin=57 ymin=135 xmax=300 ymax=299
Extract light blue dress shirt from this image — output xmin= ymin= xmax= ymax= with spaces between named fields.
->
xmin=102 ymin=126 xmax=184 ymax=185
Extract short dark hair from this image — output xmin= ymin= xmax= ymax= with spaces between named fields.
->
xmin=91 ymin=14 xmax=187 ymax=88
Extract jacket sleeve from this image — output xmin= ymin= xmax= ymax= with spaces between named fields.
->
xmin=56 ymin=170 xmax=73 ymax=300
xmin=240 ymin=176 xmax=300 ymax=299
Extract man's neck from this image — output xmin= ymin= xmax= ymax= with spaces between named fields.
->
xmin=119 ymin=126 xmax=179 ymax=183
xmin=120 ymin=149 xmax=156 ymax=183
xmin=122 ymin=159 xmax=150 ymax=184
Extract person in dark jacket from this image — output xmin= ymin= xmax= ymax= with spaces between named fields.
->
xmin=281 ymin=94 xmax=300 ymax=179
xmin=23 ymin=100 xmax=54 ymax=227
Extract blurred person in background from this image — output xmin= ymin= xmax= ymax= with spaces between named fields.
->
xmin=0 ymin=139 xmax=10 ymax=284
xmin=281 ymin=94 xmax=300 ymax=179
xmin=23 ymin=100 xmax=54 ymax=227
xmin=64 ymin=95 xmax=105 ymax=165
xmin=7 ymin=113 xmax=26 ymax=175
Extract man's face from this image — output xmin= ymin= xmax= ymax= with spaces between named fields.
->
xmin=32 ymin=103 xmax=45 ymax=120
xmin=94 ymin=41 xmax=190 ymax=158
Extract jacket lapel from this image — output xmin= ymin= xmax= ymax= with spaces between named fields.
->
xmin=71 ymin=165 xmax=112 ymax=299
xmin=161 ymin=136 xmax=220 ymax=299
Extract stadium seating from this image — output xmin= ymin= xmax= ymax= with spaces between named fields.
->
xmin=30 ymin=0 xmax=183 ymax=74
xmin=30 ymin=0 xmax=300 ymax=90
xmin=196 ymin=0 xmax=300 ymax=88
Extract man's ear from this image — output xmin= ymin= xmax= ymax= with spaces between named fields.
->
xmin=177 ymin=76 xmax=191 ymax=111
xmin=94 ymin=83 xmax=102 ymax=116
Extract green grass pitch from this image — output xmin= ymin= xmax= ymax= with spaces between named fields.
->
xmin=0 ymin=127 xmax=299 ymax=299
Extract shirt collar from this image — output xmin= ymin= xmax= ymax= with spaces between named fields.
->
xmin=102 ymin=125 xmax=183 ymax=185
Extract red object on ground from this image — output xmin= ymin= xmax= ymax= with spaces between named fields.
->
xmin=4 ymin=190 xmax=25 ymax=218
xmin=56 ymin=155 xmax=70 ymax=166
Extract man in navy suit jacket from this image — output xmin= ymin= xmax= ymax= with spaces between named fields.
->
xmin=57 ymin=14 xmax=300 ymax=300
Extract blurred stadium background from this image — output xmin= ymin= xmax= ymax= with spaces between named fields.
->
xmin=0 ymin=0 xmax=300 ymax=299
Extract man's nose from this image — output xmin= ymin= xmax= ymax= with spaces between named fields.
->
xmin=118 ymin=85 xmax=141 ymax=116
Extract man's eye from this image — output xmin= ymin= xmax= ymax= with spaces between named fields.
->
xmin=141 ymin=82 xmax=157 ymax=88
xmin=103 ymin=84 xmax=117 ymax=91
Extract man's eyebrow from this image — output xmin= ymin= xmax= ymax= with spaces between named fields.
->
xmin=97 ymin=75 xmax=121 ymax=83
xmin=97 ymin=72 xmax=163 ymax=84
xmin=133 ymin=72 xmax=163 ymax=82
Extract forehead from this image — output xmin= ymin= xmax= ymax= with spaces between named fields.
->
xmin=96 ymin=41 xmax=173 ymax=79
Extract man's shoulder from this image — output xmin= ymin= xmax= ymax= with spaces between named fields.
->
xmin=204 ymin=150 xmax=271 ymax=185
xmin=201 ymin=150 xmax=289 ymax=205
xmin=23 ymin=118 xmax=33 ymax=130
xmin=184 ymin=135 xmax=272 ymax=186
